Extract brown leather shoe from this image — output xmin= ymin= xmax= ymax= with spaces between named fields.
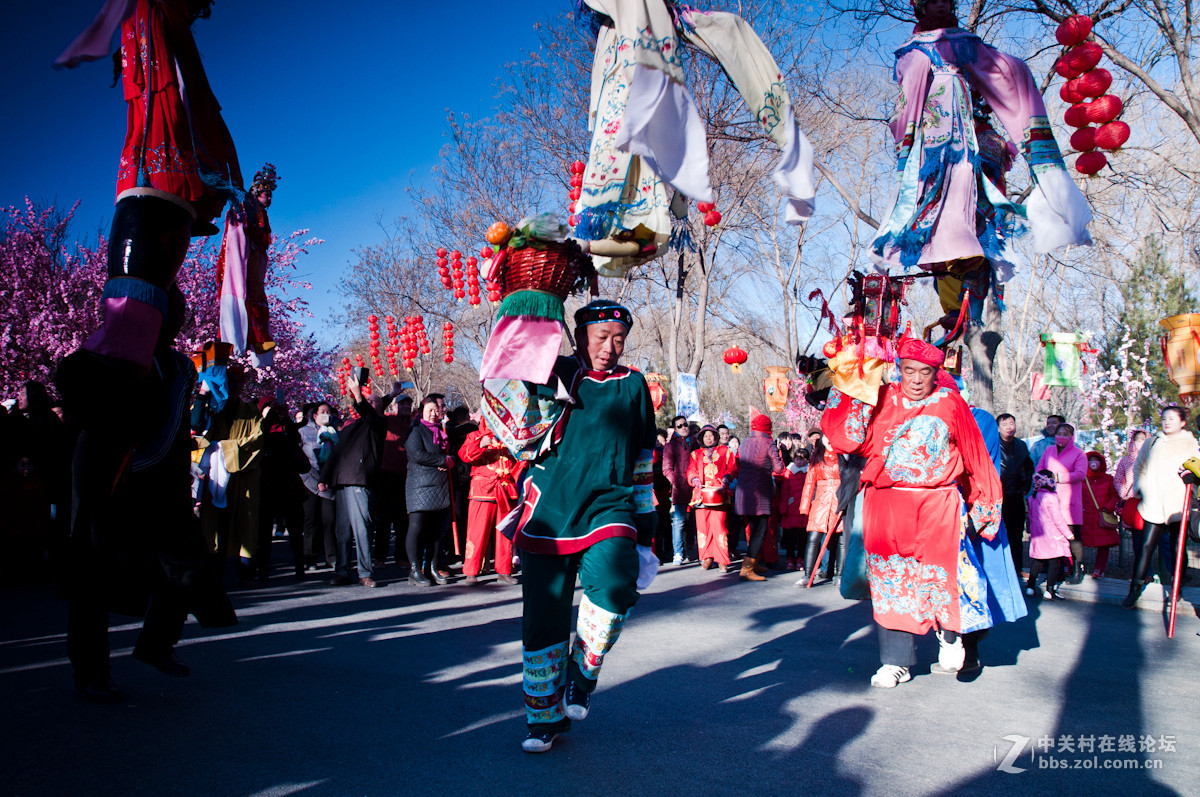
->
xmin=358 ymin=577 xmax=377 ymax=588
xmin=740 ymin=557 xmax=766 ymax=581
xmin=497 ymin=574 xmax=519 ymax=585
xmin=702 ymin=558 xmax=714 ymax=570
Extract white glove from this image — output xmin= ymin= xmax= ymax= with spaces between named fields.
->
xmin=636 ymin=544 xmax=658 ymax=590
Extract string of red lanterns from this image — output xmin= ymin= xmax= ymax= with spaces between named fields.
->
xmin=1055 ymin=14 xmax=1129 ymax=176
xmin=443 ymin=321 xmax=455 ymax=364
xmin=567 ymin=160 xmax=585 ymax=227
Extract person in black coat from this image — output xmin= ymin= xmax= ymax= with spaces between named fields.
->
xmin=318 ymin=375 xmax=388 ymax=587
xmin=405 ymin=396 xmax=451 ymax=586
xmin=997 ymin=413 xmax=1034 ymax=573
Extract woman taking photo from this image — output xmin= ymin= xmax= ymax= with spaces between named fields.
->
xmin=1123 ymin=406 xmax=1199 ymax=608
xmin=405 ymin=396 xmax=452 ymax=586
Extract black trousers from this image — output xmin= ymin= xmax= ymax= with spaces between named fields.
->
xmin=374 ymin=470 xmax=408 ymax=563
xmin=406 ymin=508 xmax=448 ymax=574
xmin=1027 ymin=557 xmax=1062 ymax=590
xmin=302 ymin=491 xmax=336 ymax=565
xmin=781 ymin=527 xmax=806 ymax=559
xmin=1132 ymin=521 xmax=1179 ymax=583
xmin=1001 ymin=492 xmax=1026 ymax=572
xmin=745 ymin=515 xmax=769 ymax=559
xmin=68 ymin=590 xmax=186 ymax=686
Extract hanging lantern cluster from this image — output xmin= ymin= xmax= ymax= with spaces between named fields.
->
xmin=443 ymin=321 xmax=455 ymax=364
xmin=567 ymin=160 xmax=585 ymax=227
xmin=464 ymin=255 xmax=481 ymax=305
xmin=385 ymin=315 xmax=400 ymax=377
xmin=1054 ymin=15 xmax=1129 ymax=176
xmin=398 ymin=315 xmax=430 ymax=370
xmin=723 ymin=344 xmax=748 ymax=373
xmin=481 ymin=244 xmax=501 ymax=304
xmin=367 ymin=314 xmax=384 ymax=380
xmin=697 ymin=200 xmax=721 ymax=227
xmin=337 ymin=356 xmax=351 ymax=396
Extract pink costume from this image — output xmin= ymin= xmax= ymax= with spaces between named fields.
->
xmin=871 ymin=27 xmax=1091 ymax=283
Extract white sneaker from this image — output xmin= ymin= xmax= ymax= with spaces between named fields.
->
xmin=870 ymin=664 xmax=912 ymax=688
xmin=521 ymin=732 xmax=559 ymax=753
xmin=671 ymin=554 xmax=684 ymax=566
xmin=931 ymin=630 xmax=965 ymax=674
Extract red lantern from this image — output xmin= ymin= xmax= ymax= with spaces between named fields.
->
xmin=1060 ymin=80 xmax=1085 ymax=104
xmin=697 ymin=201 xmax=714 ymax=213
xmin=704 ymin=210 xmax=722 ymax=227
xmin=1069 ymin=127 xmax=1096 ymax=152
xmin=568 ymin=215 xmax=579 ymax=227
xmin=1094 ymin=120 xmax=1130 ymax=151
xmin=1063 ymin=102 xmax=1092 ymax=128
xmin=1076 ymin=68 xmax=1112 ymax=98
xmin=1055 ymin=14 xmax=1093 ymax=46
xmin=435 ymin=247 xmax=447 ymax=258
xmin=1075 ymin=150 xmax=1107 ymax=175
xmin=1086 ymin=94 xmax=1123 ymax=124
xmin=570 ymin=160 xmax=586 ymax=175
xmin=1064 ymin=42 xmax=1103 ymax=74
xmin=1054 ymin=57 xmax=1081 ymax=81
xmin=444 ymin=355 xmax=454 ymax=364
xmin=444 ymin=322 xmax=454 ymax=331
xmin=723 ymin=345 xmax=748 ymax=373
xmin=481 ymin=246 xmax=494 ymax=258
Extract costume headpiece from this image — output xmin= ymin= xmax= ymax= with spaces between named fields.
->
xmin=897 ymin=337 xmax=946 ymax=368
xmin=935 ymin=369 xmax=960 ymax=393
xmin=251 ymin=163 xmax=278 ymax=195
xmin=574 ymin=299 xmax=632 ymax=331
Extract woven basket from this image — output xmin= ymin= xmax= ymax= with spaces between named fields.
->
xmin=501 ymin=240 xmax=590 ymax=301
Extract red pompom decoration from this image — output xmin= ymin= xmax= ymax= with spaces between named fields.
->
xmin=1060 ymin=80 xmax=1085 ymax=104
xmin=1094 ymin=120 xmax=1130 ymax=150
xmin=703 ymin=210 xmax=722 ymax=226
xmin=1063 ymin=102 xmax=1092 ymax=128
xmin=1086 ymin=94 xmax=1123 ymax=124
xmin=1076 ymin=68 xmax=1112 ymax=98
xmin=1055 ymin=14 xmax=1093 ymax=46
xmin=1064 ymin=42 xmax=1103 ymax=74
xmin=1075 ymin=150 xmax=1107 ymax=175
xmin=697 ymin=201 xmax=715 ymax=213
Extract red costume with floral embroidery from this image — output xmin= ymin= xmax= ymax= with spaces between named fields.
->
xmin=823 ymin=382 xmax=1002 ymax=635
xmin=459 ymin=426 xmax=523 ymax=577
xmin=117 ymin=0 xmax=241 ymax=225
xmin=686 ymin=443 xmax=738 ymax=566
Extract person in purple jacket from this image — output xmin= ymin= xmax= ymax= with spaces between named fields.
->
xmin=734 ymin=411 xmax=783 ymax=581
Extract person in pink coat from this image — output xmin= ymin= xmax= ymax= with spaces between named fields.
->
xmin=1035 ymin=422 xmax=1087 ymax=583
xmin=1025 ymin=471 xmax=1073 ymax=600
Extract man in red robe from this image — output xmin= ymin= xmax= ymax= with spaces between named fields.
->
xmin=458 ymin=419 xmax=522 ymax=585
xmin=822 ymin=338 xmax=1002 ymax=688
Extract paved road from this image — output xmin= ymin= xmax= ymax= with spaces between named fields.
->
xmin=3 ymin=548 xmax=1198 ymax=797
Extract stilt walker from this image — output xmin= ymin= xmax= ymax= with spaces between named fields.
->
xmin=217 ymin=164 xmax=278 ymax=367
xmin=56 ymin=0 xmax=242 ymax=417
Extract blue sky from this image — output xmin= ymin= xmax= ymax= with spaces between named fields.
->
xmin=1 ymin=1 xmax=565 ymax=345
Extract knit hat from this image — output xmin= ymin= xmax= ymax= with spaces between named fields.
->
xmin=1033 ymin=471 xmax=1056 ymax=492
xmin=750 ymin=413 xmax=773 ymax=434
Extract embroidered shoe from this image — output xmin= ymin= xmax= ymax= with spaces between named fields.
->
xmin=564 ymin=679 xmax=590 ymax=721
xmin=870 ymin=665 xmax=912 ymax=689
xmin=521 ymin=731 xmax=559 ymax=753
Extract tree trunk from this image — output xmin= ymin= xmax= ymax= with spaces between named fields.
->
xmin=968 ymin=291 xmax=1003 ymax=413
